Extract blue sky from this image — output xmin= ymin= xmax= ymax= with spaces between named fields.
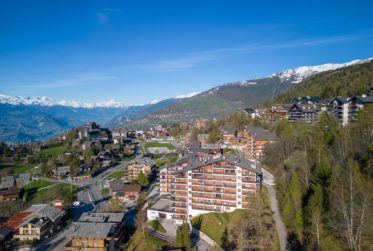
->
xmin=0 ymin=0 xmax=372 ymax=104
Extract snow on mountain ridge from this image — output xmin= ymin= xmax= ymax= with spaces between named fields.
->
xmin=272 ymin=58 xmax=373 ymax=83
xmin=0 ymin=94 xmax=128 ymax=108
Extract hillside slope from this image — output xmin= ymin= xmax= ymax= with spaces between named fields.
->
xmin=269 ymin=60 xmax=373 ymax=104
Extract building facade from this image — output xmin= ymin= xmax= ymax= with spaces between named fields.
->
xmin=157 ymin=154 xmax=262 ymax=225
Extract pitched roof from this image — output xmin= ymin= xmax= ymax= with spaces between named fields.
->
xmin=78 ymin=213 xmax=125 ymax=223
xmin=248 ymin=127 xmax=277 ymax=141
xmin=123 ymin=184 xmax=141 ymax=193
xmin=25 ymin=204 xmax=65 ymax=222
xmin=5 ymin=212 xmax=32 ymax=230
xmin=67 ymin=222 xmax=116 ymax=238
xmin=109 ymin=179 xmax=124 ymax=193
xmin=174 ymin=153 xmax=261 ymax=174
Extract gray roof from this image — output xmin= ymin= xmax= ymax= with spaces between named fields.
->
xmin=332 ymin=96 xmax=349 ymax=104
xmin=0 ymin=176 xmax=15 ymax=189
xmin=109 ymin=179 xmax=124 ymax=193
xmin=56 ymin=166 xmax=70 ymax=175
xmin=350 ymin=95 xmax=373 ymax=104
xmin=248 ymin=127 xmax=277 ymax=141
xmin=26 ymin=204 xmax=65 ymax=222
xmin=67 ymin=222 xmax=116 ymax=238
xmin=78 ymin=213 xmax=125 ymax=223
xmin=16 ymin=173 xmax=30 ymax=186
xmin=291 ymin=103 xmax=320 ymax=113
xmin=174 ymin=153 xmax=261 ymax=174
xmin=149 ymin=198 xmax=173 ymax=212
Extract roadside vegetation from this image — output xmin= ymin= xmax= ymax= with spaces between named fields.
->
xmin=263 ymin=108 xmax=373 ymax=250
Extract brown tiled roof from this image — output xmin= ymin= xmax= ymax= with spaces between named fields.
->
xmin=0 ymin=187 xmax=20 ymax=196
xmin=5 ymin=212 xmax=32 ymax=230
xmin=123 ymin=185 xmax=141 ymax=193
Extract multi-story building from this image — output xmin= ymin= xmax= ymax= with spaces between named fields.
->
xmin=156 ymin=154 xmax=261 ymax=225
xmin=348 ymin=95 xmax=373 ymax=121
xmin=330 ymin=96 xmax=349 ymax=127
xmin=288 ymin=103 xmax=321 ymax=123
xmin=65 ymin=212 xmax=125 ymax=251
xmin=12 ymin=204 xmax=65 ymax=241
xmin=197 ymin=134 xmax=209 ymax=144
xmin=244 ymin=127 xmax=276 ymax=160
xmin=126 ymin=158 xmax=154 ymax=182
xmin=159 ymin=153 xmax=212 ymax=195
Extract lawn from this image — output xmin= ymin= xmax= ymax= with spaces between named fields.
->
xmin=144 ymin=141 xmax=176 ymax=151
xmin=148 ymin=220 xmax=166 ymax=233
xmin=192 ymin=209 xmax=247 ymax=246
xmin=24 ymin=181 xmax=78 ymax=204
xmin=0 ymin=163 xmax=37 ymax=175
xmin=23 ymin=180 xmax=55 ymax=190
xmin=192 ymin=188 xmax=280 ymax=249
xmin=41 ymin=145 xmax=66 ymax=157
xmin=107 ymin=170 xmax=125 ymax=179
xmin=126 ymin=230 xmax=168 ymax=251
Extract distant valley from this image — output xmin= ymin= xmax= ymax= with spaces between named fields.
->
xmin=1 ymin=58 xmax=371 ymax=143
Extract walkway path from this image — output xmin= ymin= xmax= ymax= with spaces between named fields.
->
xmin=262 ymin=169 xmax=287 ymax=251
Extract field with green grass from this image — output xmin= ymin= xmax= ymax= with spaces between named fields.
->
xmin=192 ymin=188 xmax=279 ymax=249
xmin=24 ymin=180 xmax=78 ymax=204
xmin=41 ymin=145 xmax=66 ymax=157
xmin=148 ymin=220 xmax=166 ymax=233
xmin=107 ymin=170 xmax=125 ymax=179
xmin=126 ymin=230 xmax=168 ymax=251
xmin=0 ymin=163 xmax=37 ymax=175
xmin=144 ymin=141 xmax=176 ymax=151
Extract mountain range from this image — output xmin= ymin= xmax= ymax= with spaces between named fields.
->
xmin=1 ymin=58 xmax=371 ymax=143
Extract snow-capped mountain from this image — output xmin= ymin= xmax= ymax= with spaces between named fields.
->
xmin=0 ymin=94 xmax=128 ymax=108
xmin=272 ymin=58 xmax=373 ymax=83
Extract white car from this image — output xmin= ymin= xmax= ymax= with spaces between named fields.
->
xmin=73 ymin=201 xmax=81 ymax=207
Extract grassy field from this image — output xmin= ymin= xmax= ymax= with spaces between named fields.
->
xmin=24 ymin=180 xmax=78 ymax=204
xmin=192 ymin=188 xmax=280 ymax=249
xmin=0 ymin=163 xmax=37 ymax=175
xmin=192 ymin=209 xmax=247 ymax=246
xmin=41 ymin=145 xmax=66 ymax=157
xmin=107 ymin=170 xmax=125 ymax=179
xmin=144 ymin=141 xmax=176 ymax=151
xmin=23 ymin=180 xmax=55 ymax=190
xmin=125 ymin=230 xmax=168 ymax=251
xmin=148 ymin=220 xmax=166 ymax=233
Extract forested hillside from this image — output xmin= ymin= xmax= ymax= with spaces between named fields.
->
xmin=269 ymin=60 xmax=373 ymax=104
xmin=263 ymin=109 xmax=373 ymax=250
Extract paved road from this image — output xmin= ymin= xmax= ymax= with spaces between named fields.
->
xmin=32 ymin=161 xmax=130 ymax=251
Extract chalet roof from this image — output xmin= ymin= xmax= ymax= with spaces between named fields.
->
xmin=109 ymin=179 xmax=124 ymax=193
xmin=26 ymin=204 xmax=65 ymax=222
xmin=247 ymin=127 xmax=277 ymax=141
xmin=67 ymin=222 xmax=116 ymax=238
xmin=331 ymin=96 xmax=349 ymax=104
xmin=5 ymin=212 xmax=32 ymax=230
xmin=350 ymin=95 xmax=373 ymax=104
xmin=174 ymin=153 xmax=261 ymax=175
xmin=0 ymin=176 xmax=15 ymax=189
xmin=290 ymin=103 xmax=320 ymax=113
xmin=78 ymin=213 xmax=125 ymax=223
xmin=123 ymin=184 xmax=141 ymax=193
xmin=293 ymin=96 xmax=322 ymax=104
xmin=16 ymin=173 xmax=30 ymax=186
